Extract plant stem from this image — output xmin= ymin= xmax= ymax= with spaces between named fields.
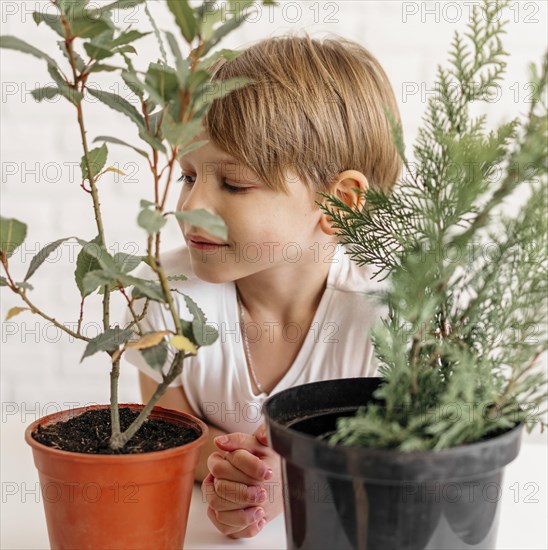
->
xmin=120 ymin=287 xmax=144 ymax=336
xmin=110 ymin=355 xmax=121 ymax=438
xmin=65 ymin=30 xmax=118 ymax=439
xmin=1 ymin=257 xmax=90 ymax=341
xmin=109 ymin=352 xmax=186 ymax=449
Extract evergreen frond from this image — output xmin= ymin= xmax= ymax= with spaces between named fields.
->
xmin=325 ymin=0 xmax=548 ymax=450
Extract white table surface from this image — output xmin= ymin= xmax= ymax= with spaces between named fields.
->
xmin=1 ymin=415 xmax=547 ymax=549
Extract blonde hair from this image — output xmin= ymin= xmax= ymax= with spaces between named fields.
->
xmin=204 ymin=32 xmax=403 ymax=196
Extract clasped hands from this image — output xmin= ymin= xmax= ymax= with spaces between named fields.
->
xmin=201 ymin=424 xmax=283 ymax=538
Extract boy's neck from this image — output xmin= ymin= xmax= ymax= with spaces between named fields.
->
xmin=235 ymin=242 xmax=337 ymax=325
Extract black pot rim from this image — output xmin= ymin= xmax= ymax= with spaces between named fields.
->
xmin=263 ymin=377 xmax=523 ymax=459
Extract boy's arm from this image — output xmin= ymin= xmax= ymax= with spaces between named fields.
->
xmin=138 ymin=371 xmax=226 ymax=482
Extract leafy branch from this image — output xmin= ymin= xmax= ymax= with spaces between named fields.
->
xmin=0 ymin=0 xmax=277 ymax=450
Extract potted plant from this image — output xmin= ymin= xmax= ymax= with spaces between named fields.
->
xmin=0 ymin=0 xmax=274 ymax=547
xmin=263 ymin=1 xmax=547 ymax=549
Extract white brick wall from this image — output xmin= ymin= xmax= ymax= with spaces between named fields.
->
xmin=1 ymin=1 xmax=547 ymax=440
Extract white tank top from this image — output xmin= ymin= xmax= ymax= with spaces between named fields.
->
xmin=123 ymin=243 xmax=388 ymax=434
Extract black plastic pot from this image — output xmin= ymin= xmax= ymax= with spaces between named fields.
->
xmin=263 ymin=377 xmax=523 ymax=550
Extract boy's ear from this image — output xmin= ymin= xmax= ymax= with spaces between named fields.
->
xmin=319 ymin=170 xmax=369 ymax=236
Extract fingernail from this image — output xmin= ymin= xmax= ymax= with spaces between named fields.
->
xmin=264 ymin=468 xmax=273 ymax=480
xmin=254 ymin=508 xmax=265 ymax=521
xmin=215 ymin=435 xmax=228 ymax=444
xmin=247 ymin=486 xmax=259 ymax=500
xmin=257 ymin=489 xmax=267 ymax=503
xmin=258 ymin=518 xmax=266 ymax=529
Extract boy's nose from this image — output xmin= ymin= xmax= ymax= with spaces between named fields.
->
xmin=179 ymin=176 xmax=217 ymax=214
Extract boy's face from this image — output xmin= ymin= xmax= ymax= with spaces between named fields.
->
xmin=175 ymin=133 xmax=330 ymax=283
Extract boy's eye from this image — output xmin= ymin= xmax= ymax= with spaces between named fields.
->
xmin=177 ymin=174 xmax=196 ymax=185
xmin=223 ymin=183 xmax=249 ymax=194
xmin=177 ymin=173 xmax=249 ymax=194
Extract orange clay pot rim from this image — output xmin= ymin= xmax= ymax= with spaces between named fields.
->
xmin=24 ymin=403 xmax=209 ymax=462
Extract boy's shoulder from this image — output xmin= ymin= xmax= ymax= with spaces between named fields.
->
xmin=158 ymin=245 xmax=196 ymax=281
xmin=331 ymin=243 xmax=390 ymax=295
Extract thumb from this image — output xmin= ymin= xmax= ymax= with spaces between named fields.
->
xmin=213 ymin=432 xmax=266 ymax=455
xmin=254 ymin=423 xmax=268 ymax=446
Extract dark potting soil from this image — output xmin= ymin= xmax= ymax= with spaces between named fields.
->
xmin=32 ymin=407 xmax=200 ymax=455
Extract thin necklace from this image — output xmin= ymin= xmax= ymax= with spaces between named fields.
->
xmin=236 ymin=287 xmax=266 ymax=395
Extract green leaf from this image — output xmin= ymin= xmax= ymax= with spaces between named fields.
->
xmin=75 ymin=235 xmax=102 ymax=296
xmin=138 ymin=208 xmax=166 ymax=235
xmin=199 ymin=2 xmax=225 ymax=41
xmin=32 ymin=12 xmax=65 ymax=37
xmin=86 ymin=63 xmax=120 ymax=73
xmin=193 ymin=76 xmax=252 ymax=113
xmin=173 ymin=209 xmax=228 ymax=241
xmin=167 ymin=274 xmax=188 ymax=282
xmin=82 ymin=269 xmax=113 ymax=295
xmin=116 ymin=45 xmax=137 ymax=55
xmin=97 ymin=0 xmax=146 ymax=12
xmin=0 ymin=217 xmax=27 ymax=259
xmin=93 ymin=135 xmax=148 ymax=159
xmin=167 ymin=0 xmax=198 ymax=43
xmin=113 ymin=252 xmax=142 ymax=274
xmin=57 ymin=40 xmax=85 ymax=71
xmin=46 ymin=63 xmax=83 ymax=105
xmin=182 ymin=294 xmax=218 ymax=346
xmin=87 ymin=88 xmax=145 ymax=130
xmin=0 ymin=35 xmax=58 ymax=67
xmin=81 ymin=143 xmax=108 ymax=181
xmin=57 ymin=0 xmax=87 ymax=18
xmin=201 ymin=15 xmax=244 ymax=56
xmin=30 ymin=87 xmax=61 ymax=102
xmin=128 ymin=277 xmax=165 ymax=302
xmin=122 ymin=70 xmax=164 ymax=106
xmin=165 ymin=31 xmax=189 ymax=87
xmin=138 ymin=126 xmax=166 ymax=154
xmin=71 ymin=16 xmax=111 ymax=39
xmin=141 ymin=340 xmax=168 ymax=371
xmin=15 ymin=281 xmax=34 ymax=290
xmin=24 ymin=237 xmax=72 ymax=281
xmin=84 ymin=42 xmax=115 ymax=61
xmin=0 ymin=276 xmax=8 ymax=286
xmin=145 ymin=62 xmax=179 ymax=102
xmin=75 ymin=238 xmax=119 ymax=275
xmin=176 ymin=139 xmax=209 ymax=159
xmin=140 ymin=199 xmax=156 ymax=208
xmin=81 ymin=326 xmax=133 ymax=362
xmin=197 ymin=48 xmax=241 ymax=72
xmin=111 ymin=30 xmax=150 ymax=48
xmin=162 ymin=116 xmax=203 ymax=148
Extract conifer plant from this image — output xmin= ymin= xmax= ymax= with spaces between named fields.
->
xmin=320 ymin=0 xmax=547 ymax=451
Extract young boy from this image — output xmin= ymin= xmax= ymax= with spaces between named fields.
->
xmin=124 ymin=32 xmax=402 ymax=539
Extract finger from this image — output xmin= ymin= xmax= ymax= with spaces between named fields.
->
xmin=224 ymin=449 xmax=272 ymax=481
xmin=207 ymin=505 xmax=265 ymax=537
xmin=202 ymin=472 xmax=246 ymax=512
xmin=208 ymin=450 xmax=271 ymax=483
xmin=207 ymin=505 xmax=239 ymax=536
xmin=253 ymin=423 xmax=268 ymax=446
xmin=213 ymin=477 xmax=267 ymax=506
xmin=214 ymin=432 xmax=268 ymax=457
xmin=207 ymin=452 xmax=261 ymax=485
xmin=215 ymin=505 xmax=266 ymax=529
xmin=204 ymin=483 xmax=252 ymax=512
xmin=227 ymin=518 xmax=267 ymax=539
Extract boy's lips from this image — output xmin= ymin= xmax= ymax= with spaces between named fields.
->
xmin=186 ymin=234 xmax=228 ymax=246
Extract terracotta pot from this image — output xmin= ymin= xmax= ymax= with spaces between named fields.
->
xmin=25 ymin=403 xmax=208 ymax=550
